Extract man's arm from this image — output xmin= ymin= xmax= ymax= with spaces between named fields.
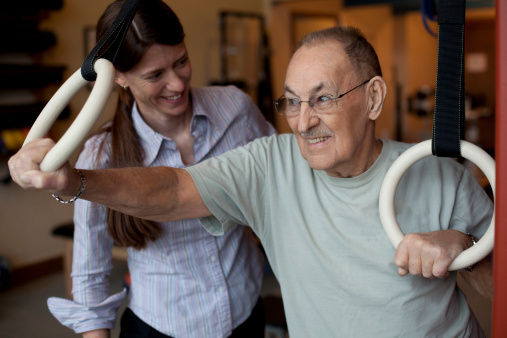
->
xmin=395 ymin=230 xmax=493 ymax=298
xmin=80 ymin=166 xmax=210 ymax=222
xmin=8 ymin=138 xmax=212 ymax=222
xmin=459 ymin=252 xmax=494 ymax=299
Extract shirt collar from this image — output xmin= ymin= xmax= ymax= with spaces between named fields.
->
xmin=131 ymin=88 xmax=215 ymax=166
xmin=189 ymin=88 xmax=229 ymax=136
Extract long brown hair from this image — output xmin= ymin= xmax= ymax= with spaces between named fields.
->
xmin=95 ymin=0 xmax=185 ymax=249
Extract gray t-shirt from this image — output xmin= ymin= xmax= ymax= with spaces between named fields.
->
xmin=186 ymin=135 xmax=492 ymax=337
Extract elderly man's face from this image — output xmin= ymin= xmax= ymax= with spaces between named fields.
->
xmin=284 ymin=42 xmax=375 ymax=177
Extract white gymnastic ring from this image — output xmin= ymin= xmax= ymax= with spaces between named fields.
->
xmin=379 ymin=139 xmax=495 ymax=271
xmin=23 ymin=59 xmax=115 ymax=172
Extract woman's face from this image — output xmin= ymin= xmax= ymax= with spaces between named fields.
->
xmin=116 ymin=42 xmax=192 ymax=122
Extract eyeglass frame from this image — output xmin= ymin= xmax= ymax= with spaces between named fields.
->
xmin=273 ymin=78 xmax=372 ymax=116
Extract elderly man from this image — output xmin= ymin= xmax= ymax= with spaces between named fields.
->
xmin=10 ymin=26 xmax=493 ymax=337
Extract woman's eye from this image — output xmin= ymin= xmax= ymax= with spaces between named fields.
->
xmin=176 ymin=56 xmax=188 ymax=67
xmin=148 ymin=72 xmax=162 ymax=80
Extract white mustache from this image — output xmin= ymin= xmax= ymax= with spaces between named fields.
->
xmin=300 ymin=130 xmax=332 ymax=138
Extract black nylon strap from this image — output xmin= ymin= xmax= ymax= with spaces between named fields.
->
xmin=81 ymin=0 xmax=141 ymax=81
xmin=431 ymin=0 xmax=466 ymax=157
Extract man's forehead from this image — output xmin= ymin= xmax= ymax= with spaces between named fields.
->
xmin=285 ymin=49 xmax=350 ymax=95
xmin=287 ymin=43 xmax=349 ymax=75
xmin=292 ymin=41 xmax=346 ymax=63
xmin=284 ymin=82 xmax=331 ymax=96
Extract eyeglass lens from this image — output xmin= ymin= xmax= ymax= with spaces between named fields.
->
xmin=274 ymin=78 xmax=371 ymax=115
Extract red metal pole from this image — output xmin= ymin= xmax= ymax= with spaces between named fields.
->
xmin=493 ymin=0 xmax=507 ymax=336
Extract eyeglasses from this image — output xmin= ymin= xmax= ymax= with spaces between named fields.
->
xmin=273 ymin=79 xmax=371 ymax=117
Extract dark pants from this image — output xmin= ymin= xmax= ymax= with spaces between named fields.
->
xmin=120 ymin=297 xmax=265 ymax=338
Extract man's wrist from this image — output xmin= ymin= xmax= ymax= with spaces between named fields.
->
xmin=465 ymin=233 xmax=479 ymax=272
xmin=52 ymin=169 xmax=86 ymax=204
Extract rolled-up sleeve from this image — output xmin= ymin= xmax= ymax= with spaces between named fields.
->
xmin=47 ymin=289 xmax=127 ymax=333
xmin=47 ymin=133 xmax=125 ymax=333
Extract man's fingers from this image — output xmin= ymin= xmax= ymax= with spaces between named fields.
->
xmin=8 ymin=138 xmax=56 ymax=190
xmin=395 ymin=231 xmax=464 ymax=278
xmin=398 ymin=267 xmax=409 ymax=276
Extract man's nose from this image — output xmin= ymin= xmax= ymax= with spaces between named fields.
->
xmin=298 ymin=103 xmax=319 ymax=133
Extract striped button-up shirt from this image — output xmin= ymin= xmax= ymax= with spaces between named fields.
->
xmin=48 ymin=86 xmax=276 ymax=337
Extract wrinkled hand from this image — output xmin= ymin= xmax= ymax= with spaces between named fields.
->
xmin=7 ymin=138 xmax=76 ymax=196
xmin=394 ymin=230 xmax=471 ymax=279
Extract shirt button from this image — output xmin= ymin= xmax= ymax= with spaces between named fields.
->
xmin=210 ymin=255 xmax=217 ymax=262
xmin=218 ymin=287 xmax=225 ymax=293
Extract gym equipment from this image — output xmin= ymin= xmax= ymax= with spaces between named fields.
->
xmin=21 ymin=0 xmax=141 ymax=172
xmin=379 ymin=0 xmax=495 ymax=271
xmin=379 ymin=140 xmax=495 ymax=271
xmin=22 ymin=59 xmax=114 ymax=172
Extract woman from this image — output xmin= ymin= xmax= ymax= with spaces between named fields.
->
xmin=47 ymin=1 xmax=276 ymax=337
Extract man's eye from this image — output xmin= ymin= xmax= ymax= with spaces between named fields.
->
xmin=316 ymin=95 xmax=332 ymax=102
xmin=287 ymin=98 xmax=300 ymax=106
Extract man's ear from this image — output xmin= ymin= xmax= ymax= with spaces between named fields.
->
xmin=366 ymin=76 xmax=387 ymax=121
